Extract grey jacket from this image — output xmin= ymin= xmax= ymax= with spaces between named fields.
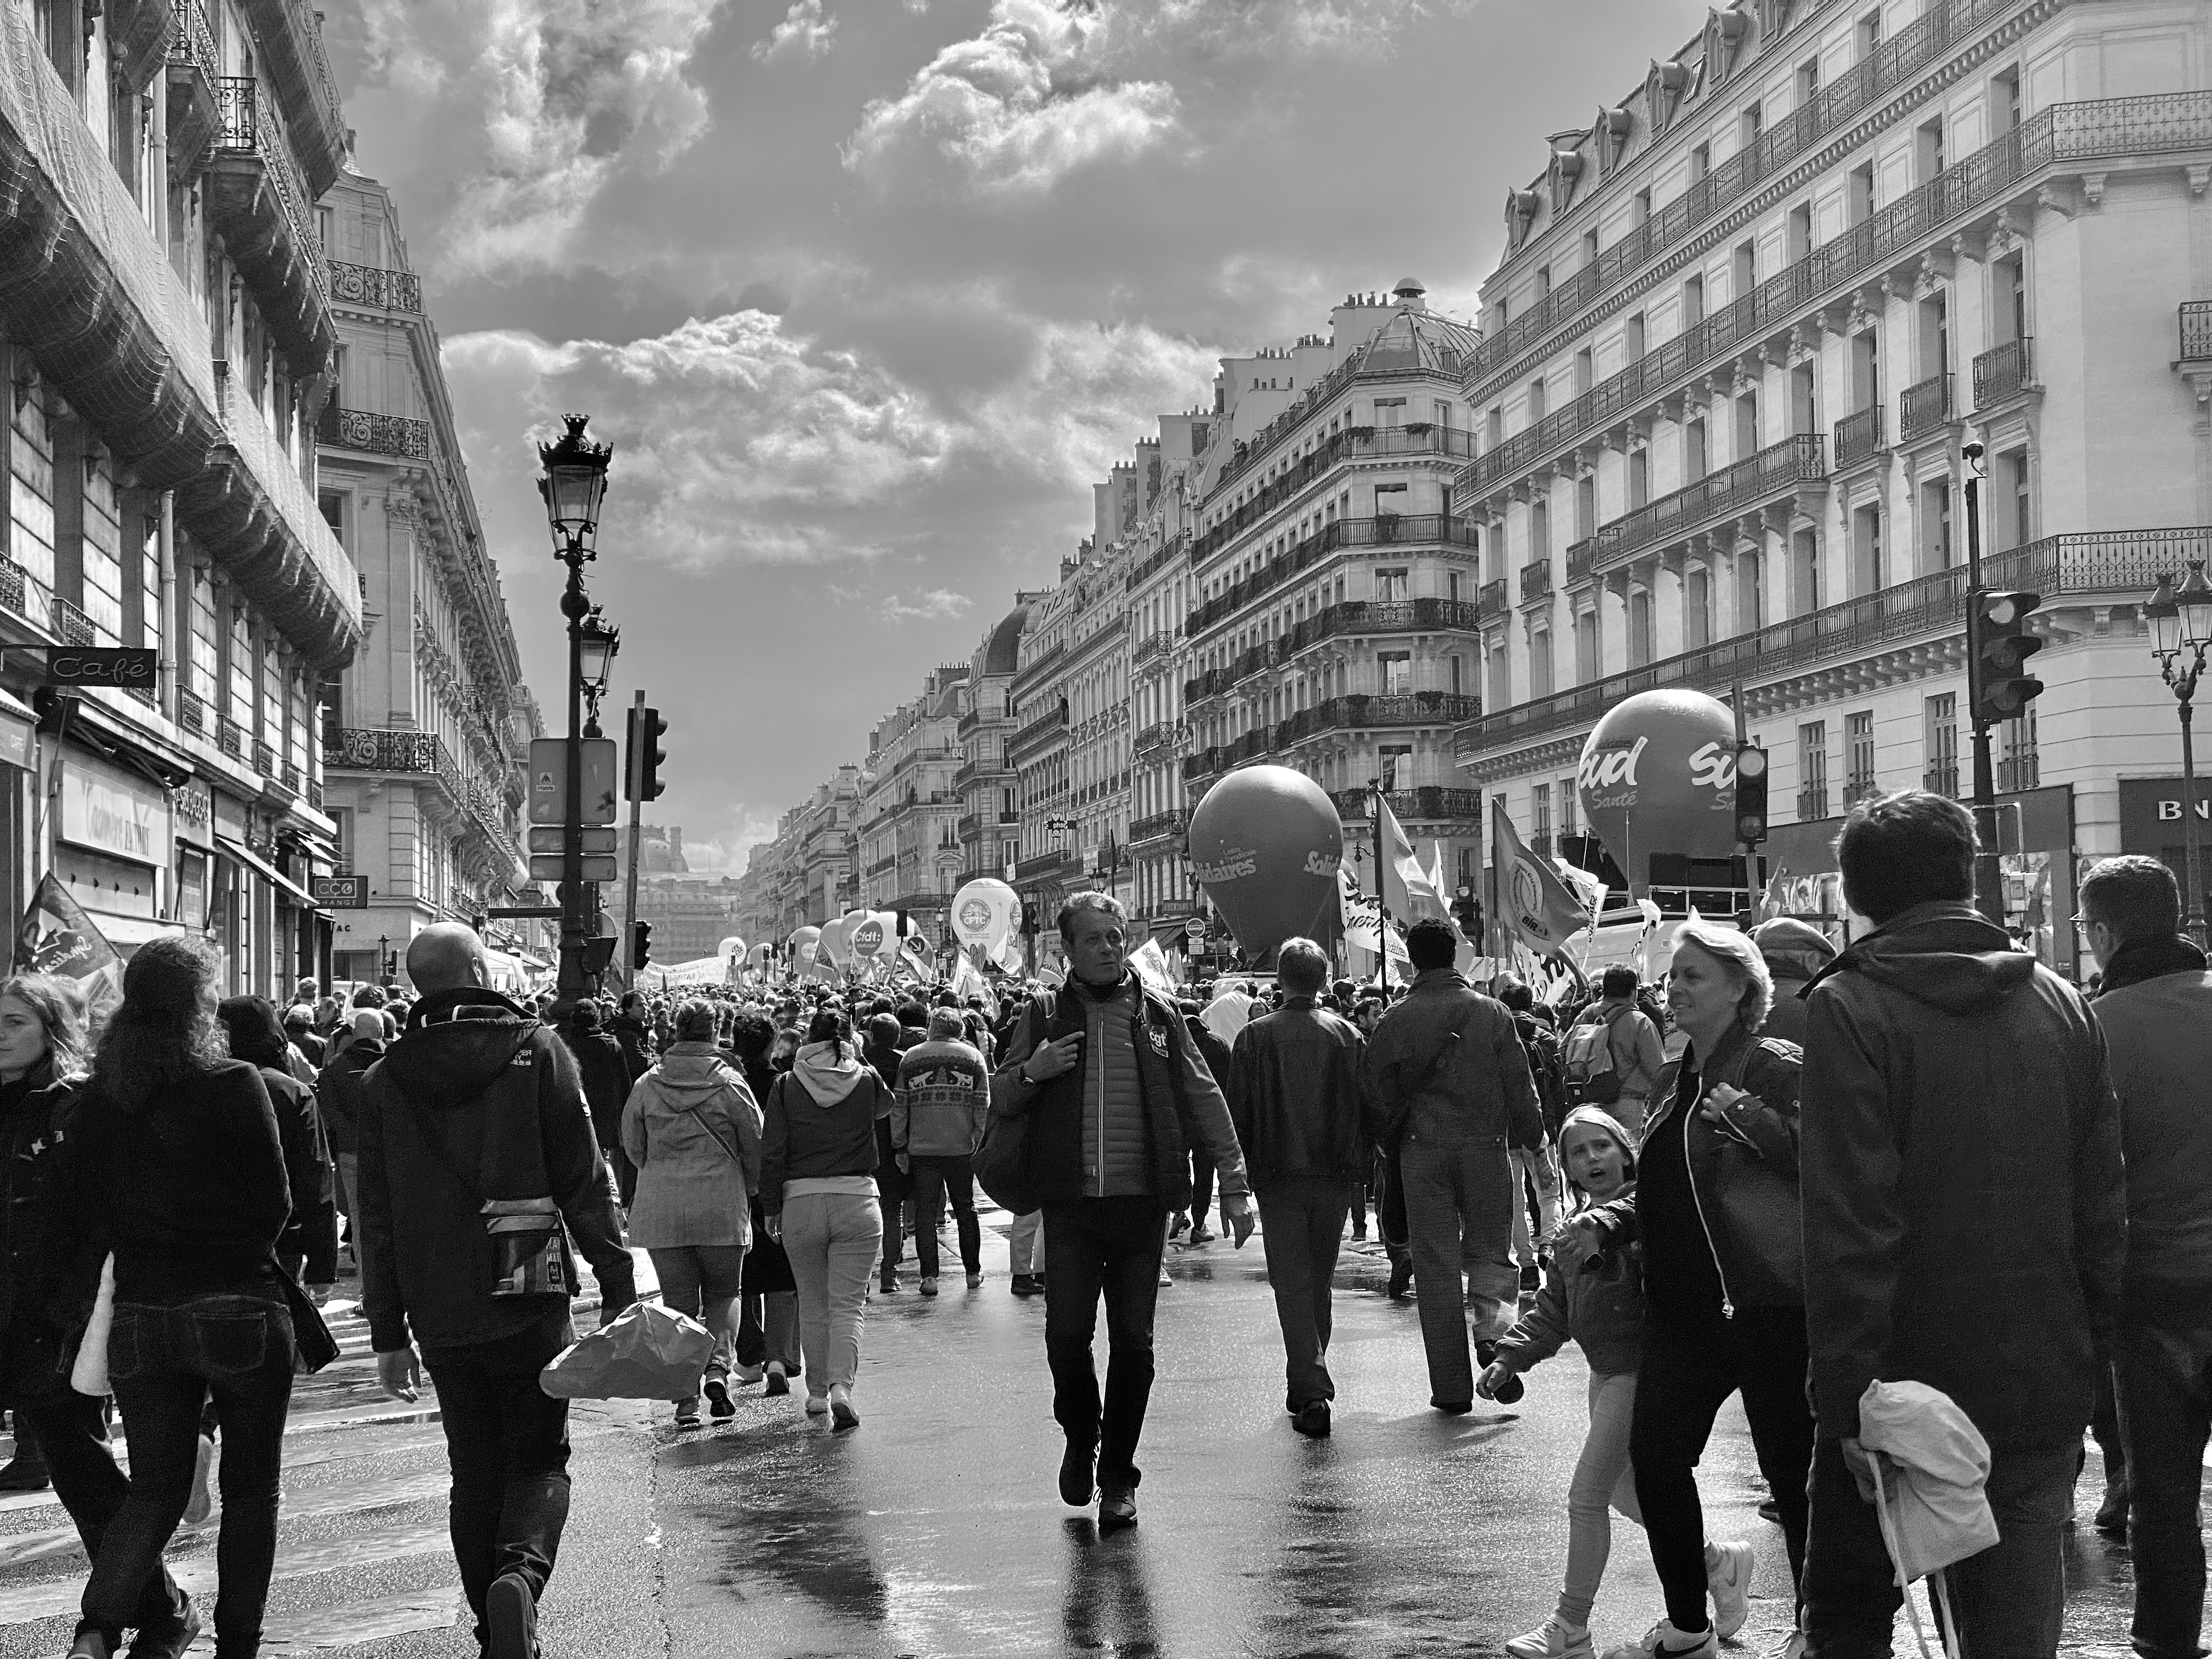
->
xmin=620 ymin=1043 xmax=763 ymax=1249
xmin=1361 ymin=969 xmax=1542 ymax=1148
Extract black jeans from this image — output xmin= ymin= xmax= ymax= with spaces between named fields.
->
xmin=1631 ymin=1307 xmax=1814 ymax=1632
xmin=83 ymin=1295 xmax=295 ymax=1657
xmin=1042 ymin=1197 xmax=1169 ymax=1481
xmin=421 ymin=1312 xmax=575 ymax=1645
xmin=909 ymin=1155 xmax=981 ymax=1277
xmin=12 ymin=1376 xmax=185 ymax=1635
xmin=1254 ymin=1177 xmax=1353 ymax=1407
xmin=2115 ymin=1302 xmax=2212 ymax=1658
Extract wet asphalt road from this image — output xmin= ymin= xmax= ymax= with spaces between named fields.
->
xmin=0 ymin=1216 xmax=2161 ymax=1656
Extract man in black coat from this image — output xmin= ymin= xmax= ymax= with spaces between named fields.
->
xmin=557 ymin=1000 xmax=636 ymax=1204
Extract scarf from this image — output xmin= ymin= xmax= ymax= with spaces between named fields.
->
xmin=792 ymin=1040 xmax=868 ymax=1107
xmin=2096 ymin=932 xmax=2208 ymax=997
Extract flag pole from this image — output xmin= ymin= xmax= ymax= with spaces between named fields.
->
xmin=1371 ymin=776 xmax=1390 ymax=989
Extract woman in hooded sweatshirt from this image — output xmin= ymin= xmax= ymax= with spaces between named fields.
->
xmin=622 ymin=1000 xmax=763 ymax=1428
xmin=761 ymin=1007 xmax=887 ymax=1430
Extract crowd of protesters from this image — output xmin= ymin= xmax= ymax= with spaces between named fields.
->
xmin=0 ymin=787 xmax=2197 ymax=1658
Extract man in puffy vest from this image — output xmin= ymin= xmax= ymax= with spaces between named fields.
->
xmin=992 ymin=893 xmax=1253 ymax=1531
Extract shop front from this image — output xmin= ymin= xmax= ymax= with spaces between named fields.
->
xmin=55 ymin=749 xmax=181 ymax=957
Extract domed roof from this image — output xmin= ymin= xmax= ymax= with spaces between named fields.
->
xmin=982 ymin=601 xmax=1031 ymax=676
xmin=1351 ymin=304 xmax=1482 ymax=377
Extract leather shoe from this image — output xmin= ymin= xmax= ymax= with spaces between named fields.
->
xmin=1386 ymin=1260 xmax=1412 ymax=1300
xmin=1432 ymin=1398 xmax=1474 ymax=1415
xmin=1293 ymin=1401 xmax=1331 ymax=1438
xmin=1010 ymin=1274 xmax=1041 ymax=1297
xmin=486 ymin=1571 xmax=537 ymax=1659
xmin=0 ymin=1453 xmax=50 ymax=1492
xmin=123 ymin=1600 xmax=200 ymax=1659
xmin=1098 ymin=1471 xmax=1138 ymax=1531
xmin=1058 ymin=1440 xmax=1096 ymax=1506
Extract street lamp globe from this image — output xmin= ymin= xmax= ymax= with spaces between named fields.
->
xmin=2147 ymin=573 xmax=2182 ymax=662
xmin=538 ymin=414 xmax=613 ymax=559
xmin=2179 ymin=560 xmax=2212 ymax=652
xmin=578 ymin=607 xmax=620 ymax=695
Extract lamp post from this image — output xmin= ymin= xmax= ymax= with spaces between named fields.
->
xmin=2145 ymin=560 xmax=2212 ymax=944
xmin=538 ymin=414 xmax=613 ymax=1012
xmin=578 ymin=606 xmax=619 ymax=737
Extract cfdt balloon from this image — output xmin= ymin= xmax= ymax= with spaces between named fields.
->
xmin=787 ymin=925 xmax=821 ymax=965
xmin=1576 ymin=689 xmax=1739 ymax=893
xmin=716 ymin=936 xmax=745 ymax=963
xmin=1186 ymin=765 xmax=1344 ymax=957
xmin=952 ymin=878 xmax=1021 ymax=953
xmin=848 ymin=913 xmax=889 ymax=960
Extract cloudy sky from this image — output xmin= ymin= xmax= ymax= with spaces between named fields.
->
xmin=321 ymin=0 xmax=1706 ymax=874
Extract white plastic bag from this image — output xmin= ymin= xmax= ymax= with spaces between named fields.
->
xmin=69 ymin=1255 xmax=116 ymax=1397
xmin=538 ymin=1300 xmax=714 ymax=1400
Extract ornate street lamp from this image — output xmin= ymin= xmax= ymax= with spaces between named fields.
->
xmin=538 ymin=415 xmax=614 ymax=1011
xmin=2145 ymin=558 xmax=2212 ymax=943
xmin=578 ymin=606 xmax=619 ymax=735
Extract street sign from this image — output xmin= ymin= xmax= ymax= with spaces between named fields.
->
xmin=530 ymin=853 xmax=619 ymax=882
xmin=526 ymin=737 xmax=619 ymax=826
xmin=312 ymin=874 xmax=368 ymax=909
xmin=46 ymin=647 xmax=158 ymax=689
xmin=526 ymin=826 xmax=617 ymax=855
xmin=1185 ymin=917 xmax=1209 ymax=943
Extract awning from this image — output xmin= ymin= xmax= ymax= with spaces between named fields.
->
xmin=80 ymin=911 xmax=186 ymax=949
xmin=215 ymin=835 xmax=324 ymax=912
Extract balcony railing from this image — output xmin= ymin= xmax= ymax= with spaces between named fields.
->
xmin=324 ymin=726 xmax=449 ymax=777
xmin=1210 ymin=401 xmax=1480 ymax=505
xmin=1199 ymin=427 xmax=1475 ymax=562
xmin=1463 ymin=92 xmax=2212 ymax=501
xmin=1797 ymin=786 xmax=1830 ymax=822
xmin=1846 ymin=772 xmax=1880 ymax=804
xmin=1131 ymin=809 xmax=1189 ymax=844
xmin=1900 ymin=374 xmax=1953 ymax=442
xmin=1521 ymin=561 xmax=1553 ymax=603
xmin=317 ymin=403 xmax=431 ymax=459
xmin=52 ymin=597 xmax=96 ymax=647
xmin=1009 ymin=706 xmax=1068 ymax=752
xmin=1131 ymin=629 xmax=1174 ymax=667
xmin=2182 ymin=302 xmax=2212 ymax=363
xmin=1996 ymin=753 xmax=2041 ymax=793
xmin=1468 ymin=0 xmax=2033 ymax=394
xmin=1133 ymin=721 xmax=1175 ymax=753
xmin=1461 ymin=526 xmax=2212 ymax=758
xmin=1124 ymin=535 xmax=1190 ymax=591
xmin=1923 ymin=763 xmax=1961 ymax=798
xmin=1835 ymin=406 xmax=1886 ymax=470
xmin=1973 ymin=338 xmax=2035 ymax=408
xmin=1188 ymin=516 xmax=1481 ymax=637
xmin=212 ymin=78 xmax=327 ymax=314
xmin=1274 ymin=692 xmax=1481 ymax=752
xmin=217 ymin=715 xmax=244 ymax=758
xmin=252 ymin=738 xmax=277 ymax=776
xmin=1185 ymin=599 xmax=1484 ymax=706
xmin=1583 ymin=435 xmax=1826 ymax=578
xmin=1479 ymin=577 xmax=1508 ymax=613
xmin=169 ymin=0 xmax=218 ymax=72
xmin=178 ymin=690 xmax=206 ymax=735
xmin=328 ymin=261 xmax=423 ymax=313
xmin=1328 ymin=785 xmax=1483 ymax=822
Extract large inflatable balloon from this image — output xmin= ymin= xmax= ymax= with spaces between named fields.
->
xmin=1186 ymin=765 xmax=1344 ymax=958
xmin=716 ymin=936 xmax=745 ymax=963
xmin=848 ymin=912 xmax=891 ymax=961
xmin=952 ymin=878 xmax=1022 ymax=956
xmin=1576 ymin=689 xmax=1739 ymax=894
xmin=787 ymin=924 xmax=821 ymax=966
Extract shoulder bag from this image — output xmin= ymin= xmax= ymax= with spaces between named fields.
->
xmin=1705 ymin=1039 xmax=1804 ymax=1306
xmin=1369 ymin=1001 xmax=1477 ymax=1149
xmin=402 ymin=1051 xmax=572 ymax=1301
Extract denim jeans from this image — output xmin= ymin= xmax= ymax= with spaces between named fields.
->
xmin=1632 ymin=1308 xmax=1813 ymax=1632
xmin=1008 ymin=1210 xmax=1046 ymax=1276
xmin=646 ymin=1244 xmax=745 ymax=1396
xmin=82 ymin=1294 xmax=295 ymax=1657
xmin=1559 ymin=1369 xmax=1643 ymax=1628
xmin=420 ymin=1311 xmax=575 ymax=1646
xmin=908 ymin=1155 xmax=982 ymax=1277
xmin=1803 ymin=1436 xmax=2076 ymax=1658
xmin=783 ymin=1192 xmax=883 ymax=1393
xmin=1509 ymin=1143 xmax=1562 ymax=1271
xmin=736 ymin=1291 xmax=800 ymax=1372
xmin=1042 ymin=1197 xmax=1169 ymax=1479
xmin=1400 ymin=1132 xmax=1519 ymax=1402
xmin=2114 ymin=1304 xmax=2212 ymax=1659
xmin=1254 ymin=1177 xmax=1353 ymax=1408
xmin=11 ymin=1379 xmax=186 ymax=1636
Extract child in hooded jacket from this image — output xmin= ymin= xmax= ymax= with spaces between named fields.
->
xmin=1477 ymin=1108 xmax=1760 ymax=1659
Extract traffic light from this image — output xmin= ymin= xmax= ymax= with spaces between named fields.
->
xmin=627 ymin=704 xmax=668 ymax=801
xmin=1451 ymin=886 xmax=1482 ymax=941
xmin=1734 ymin=743 xmax=1769 ymax=846
xmin=1970 ymin=590 xmax=2045 ymax=725
xmin=631 ymin=920 xmax=653 ymax=971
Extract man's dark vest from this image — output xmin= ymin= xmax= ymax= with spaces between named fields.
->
xmin=1020 ymin=978 xmax=1197 ymax=1205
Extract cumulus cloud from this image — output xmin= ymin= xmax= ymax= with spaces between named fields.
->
xmin=351 ymin=0 xmax=718 ymax=275
xmin=877 ymin=588 xmax=973 ymax=622
xmin=752 ymin=0 xmax=839 ymax=63
xmin=844 ymin=0 xmax=1178 ymax=196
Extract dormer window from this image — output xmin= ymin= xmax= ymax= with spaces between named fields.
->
xmin=1646 ymin=58 xmax=1692 ymax=129
xmin=1592 ymin=104 xmax=1633 ymax=174
xmin=1505 ymin=188 xmax=1542 ymax=250
xmin=1547 ymin=144 xmax=1587 ymax=213
xmin=1704 ymin=5 xmax=1752 ymax=81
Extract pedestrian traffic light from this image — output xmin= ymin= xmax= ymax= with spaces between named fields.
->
xmin=626 ymin=704 xmax=668 ymax=802
xmin=631 ymin=921 xmax=653 ymax=971
xmin=1451 ymin=886 xmax=1482 ymax=941
xmin=1970 ymin=590 xmax=2045 ymax=725
xmin=1734 ymin=744 xmax=1769 ymax=846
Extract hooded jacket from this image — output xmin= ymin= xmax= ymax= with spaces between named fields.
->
xmin=620 ymin=1042 xmax=762 ymax=1249
xmin=760 ymin=1042 xmax=885 ymax=1207
xmin=559 ymin=1017 xmax=636 ymax=1154
xmin=1497 ymin=1109 xmax=1645 ymax=1378
xmin=358 ymin=988 xmax=635 ymax=1353
xmin=1800 ymin=901 xmax=2125 ymax=1447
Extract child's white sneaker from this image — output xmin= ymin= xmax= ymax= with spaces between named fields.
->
xmin=1706 ymin=1538 xmax=1754 ymax=1637
xmin=1506 ymin=1615 xmax=1593 ymax=1659
xmin=1601 ymin=1621 xmax=1718 ymax=1659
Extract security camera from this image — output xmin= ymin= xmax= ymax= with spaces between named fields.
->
xmin=1962 ymin=441 xmax=1985 ymax=462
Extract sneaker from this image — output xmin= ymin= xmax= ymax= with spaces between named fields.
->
xmin=919 ymin=1277 xmax=939 ymax=1297
xmin=1010 ymin=1274 xmax=1041 ymax=1297
xmin=1058 ymin=1440 xmax=1097 ymax=1505
xmin=183 ymin=1434 xmax=216 ymax=1525
xmin=966 ymin=1271 xmax=983 ymax=1289
xmin=1601 ymin=1621 xmax=1717 ymax=1659
xmin=123 ymin=1596 xmax=200 ymax=1659
xmin=1158 ymin=1265 xmax=1172 ymax=1287
xmin=731 ymin=1363 xmax=766 ymax=1386
xmin=1706 ymin=1539 xmax=1754 ymax=1638
xmin=804 ymin=1393 xmax=830 ymax=1417
xmin=764 ymin=1363 xmax=791 ymax=1397
xmin=486 ymin=1570 xmax=537 ymax=1659
xmin=1760 ymin=1634 xmax=1805 ymax=1659
xmin=1168 ymin=1212 xmax=1188 ymax=1238
xmin=1506 ymin=1616 xmax=1593 ymax=1659
xmin=703 ymin=1377 xmax=736 ymax=1420
xmin=1098 ymin=1470 xmax=1138 ymax=1531
xmin=828 ymin=1384 xmax=859 ymax=1430
xmin=673 ymin=1400 xmax=702 ymax=1430
xmin=1187 ymin=1225 xmax=1215 ymax=1244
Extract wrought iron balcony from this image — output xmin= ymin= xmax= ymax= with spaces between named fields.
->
xmin=1188 ymin=516 xmax=1480 ymax=638
xmin=1328 ymin=785 xmax=1483 ymax=822
xmin=1900 ymin=374 xmax=1953 ymax=442
xmin=2182 ymin=302 xmax=2212 ymax=363
xmin=1479 ymin=578 xmax=1508 ymax=613
xmin=1973 ymin=338 xmax=2035 ymax=408
xmin=178 ymin=691 xmax=207 ymax=735
xmin=1009 ymin=705 xmax=1068 ymax=753
xmin=1797 ymin=786 xmax=1830 ymax=822
xmin=1205 ymin=419 xmax=1479 ymax=524
xmin=1996 ymin=753 xmax=2041 ymax=793
xmin=51 ymin=597 xmax=96 ymax=647
xmin=217 ymin=715 xmax=244 ymax=759
xmin=1133 ymin=721 xmax=1176 ymax=754
xmin=1521 ymin=561 xmax=1554 ymax=603
xmin=1922 ymin=763 xmax=1961 ymax=798
xmin=238 ymin=0 xmax=347 ymax=195
xmin=328 ymin=262 xmax=424 ymax=313
xmin=210 ymin=78 xmax=331 ymax=369
xmin=1131 ymin=809 xmax=1189 ymax=845
xmin=253 ymin=738 xmax=278 ymax=777
xmin=317 ymin=403 xmax=432 ymax=460
xmin=1835 ymin=406 xmax=1886 ymax=470
xmin=1583 ymin=435 xmax=1826 ymax=578
xmin=324 ymin=726 xmax=450 ymax=778
xmin=1274 ymin=693 xmax=1481 ymax=751
xmin=1125 ymin=536 xmax=1190 ymax=590
xmin=165 ymin=3 xmax=221 ymax=177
